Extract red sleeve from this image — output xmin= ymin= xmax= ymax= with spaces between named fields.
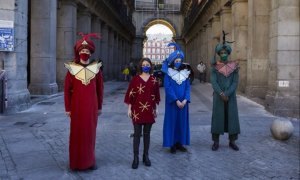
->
xmin=155 ymin=78 xmax=160 ymax=105
xmin=96 ymin=70 xmax=104 ymax=110
xmin=124 ymin=77 xmax=136 ymax=105
xmin=64 ymin=72 xmax=73 ymax=112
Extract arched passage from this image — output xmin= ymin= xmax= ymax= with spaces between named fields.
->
xmin=143 ymin=24 xmax=175 ymax=64
xmin=143 ymin=19 xmax=176 ymax=37
xmin=142 ymin=19 xmax=177 ymax=64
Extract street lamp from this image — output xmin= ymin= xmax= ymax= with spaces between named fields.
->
xmin=158 ymin=0 xmax=164 ymax=10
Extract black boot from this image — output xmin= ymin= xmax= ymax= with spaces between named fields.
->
xmin=143 ymin=154 xmax=151 ymax=166
xmin=176 ymin=142 xmax=187 ymax=152
xmin=142 ymin=125 xmax=152 ymax=166
xmin=88 ymin=164 xmax=98 ymax=170
xmin=132 ymin=155 xmax=139 ymax=169
xmin=170 ymin=145 xmax=176 ymax=154
xmin=132 ymin=124 xmax=142 ymax=169
xmin=229 ymin=141 xmax=239 ymax=151
xmin=212 ymin=141 xmax=219 ymax=151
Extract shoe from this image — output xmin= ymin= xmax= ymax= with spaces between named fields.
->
xmin=176 ymin=143 xmax=187 ymax=152
xmin=143 ymin=154 xmax=151 ymax=166
xmin=211 ymin=142 xmax=219 ymax=151
xmin=132 ymin=155 xmax=139 ymax=169
xmin=170 ymin=146 xmax=176 ymax=154
xmin=88 ymin=164 xmax=98 ymax=170
xmin=229 ymin=142 xmax=239 ymax=151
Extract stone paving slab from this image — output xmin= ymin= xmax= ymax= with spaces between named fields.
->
xmin=0 ymin=81 xmax=299 ymax=180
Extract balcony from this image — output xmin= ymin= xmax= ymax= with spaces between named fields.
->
xmin=134 ymin=0 xmax=180 ymax=12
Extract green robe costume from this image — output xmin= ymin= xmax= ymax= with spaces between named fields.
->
xmin=210 ymin=61 xmax=240 ymax=135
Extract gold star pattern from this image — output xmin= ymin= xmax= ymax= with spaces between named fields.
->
xmin=151 ymin=77 xmax=158 ymax=85
xmin=132 ymin=110 xmax=139 ymax=121
xmin=139 ymin=101 xmax=150 ymax=112
xmin=129 ymin=88 xmax=136 ymax=97
xmin=151 ymin=95 xmax=155 ymax=101
xmin=137 ymin=84 xmax=145 ymax=94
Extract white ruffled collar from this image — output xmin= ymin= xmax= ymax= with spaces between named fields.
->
xmin=167 ymin=68 xmax=190 ymax=85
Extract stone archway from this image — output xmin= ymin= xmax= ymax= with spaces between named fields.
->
xmin=142 ymin=19 xmax=176 ymax=64
xmin=143 ymin=18 xmax=177 ymax=37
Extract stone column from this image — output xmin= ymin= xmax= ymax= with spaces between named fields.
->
xmin=108 ymin=28 xmax=114 ymax=80
xmin=266 ymin=0 xmax=300 ymax=118
xmin=113 ymin=32 xmax=118 ymax=79
xmin=118 ymin=38 xmax=122 ymax=80
xmin=132 ymin=36 xmax=144 ymax=63
xmin=191 ymin=35 xmax=197 ymax=67
xmin=200 ymin=28 xmax=207 ymax=65
xmin=1 ymin=0 xmax=31 ymax=113
xmin=121 ymin=38 xmax=125 ymax=79
xmin=91 ymin=16 xmax=101 ymax=60
xmin=211 ymin=15 xmax=221 ymax=54
xmin=196 ymin=32 xmax=201 ymax=65
xmin=186 ymin=41 xmax=192 ymax=64
xmin=124 ymin=41 xmax=129 ymax=64
xmin=246 ymin=0 xmax=270 ymax=98
xmin=100 ymin=23 xmax=109 ymax=80
xmin=77 ymin=8 xmax=91 ymax=34
xmin=231 ymin=0 xmax=248 ymax=92
xmin=220 ymin=6 xmax=232 ymax=41
xmin=206 ymin=23 xmax=212 ymax=82
xmin=29 ymin=0 xmax=58 ymax=95
xmin=56 ymin=0 xmax=77 ymax=91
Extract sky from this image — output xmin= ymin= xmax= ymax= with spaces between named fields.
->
xmin=146 ymin=24 xmax=173 ymax=35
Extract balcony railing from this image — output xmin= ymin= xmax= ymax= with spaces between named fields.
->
xmin=135 ymin=0 xmax=180 ymax=11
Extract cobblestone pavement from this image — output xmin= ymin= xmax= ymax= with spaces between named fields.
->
xmin=0 ymin=81 xmax=299 ymax=180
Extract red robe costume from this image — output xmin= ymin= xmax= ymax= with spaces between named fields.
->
xmin=64 ymin=61 xmax=103 ymax=170
xmin=124 ymin=75 xmax=160 ymax=124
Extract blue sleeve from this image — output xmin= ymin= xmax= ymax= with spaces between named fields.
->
xmin=224 ymin=69 xmax=239 ymax=97
xmin=164 ymin=75 xmax=178 ymax=103
xmin=184 ymin=79 xmax=191 ymax=103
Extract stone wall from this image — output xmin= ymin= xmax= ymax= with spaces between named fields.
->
xmin=0 ymin=0 xmax=30 ymax=113
xmin=265 ymin=0 xmax=300 ymax=118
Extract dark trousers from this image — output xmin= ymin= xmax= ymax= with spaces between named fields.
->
xmin=212 ymin=133 xmax=238 ymax=142
xmin=133 ymin=124 xmax=152 ymax=156
xmin=199 ymin=73 xmax=206 ymax=82
xmin=212 ymin=101 xmax=238 ymax=142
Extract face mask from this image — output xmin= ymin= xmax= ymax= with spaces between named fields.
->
xmin=174 ymin=62 xmax=182 ymax=69
xmin=220 ymin=54 xmax=228 ymax=61
xmin=79 ymin=53 xmax=90 ymax=62
xmin=142 ymin=66 xmax=151 ymax=73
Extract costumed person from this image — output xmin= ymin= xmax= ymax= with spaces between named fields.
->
xmin=162 ymin=42 xmax=191 ymax=154
xmin=124 ymin=57 xmax=160 ymax=169
xmin=210 ymin=31 xmax=240 ymax=151
xmin=64 ymin=32 xmax=103 ymax=170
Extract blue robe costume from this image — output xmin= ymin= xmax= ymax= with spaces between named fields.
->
xmin=162 ymin=43 xmax=191 ymax=147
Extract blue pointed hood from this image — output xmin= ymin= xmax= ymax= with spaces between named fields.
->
xmin=162 ymin=42 xmax=185 ymax=73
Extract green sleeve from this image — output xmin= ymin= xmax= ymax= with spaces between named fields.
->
xmin=224 ymin=68 xmax=239 ymax=97
xmin=210 ymin=67 xmax=222 ymax=95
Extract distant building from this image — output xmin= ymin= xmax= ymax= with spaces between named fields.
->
xmin=143 ymin=33 xmax=174 ymax=64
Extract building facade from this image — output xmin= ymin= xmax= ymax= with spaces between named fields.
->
xmin=143 ymin=34 xmax=174 ymax=64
